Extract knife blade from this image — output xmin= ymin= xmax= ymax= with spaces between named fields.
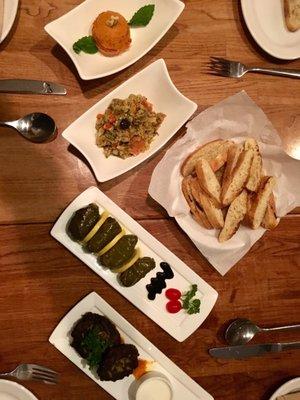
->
xmin=0 ymin=79 xmax=67 ymax=95
xmin=209 ymin=341 xmax=300 ymax=359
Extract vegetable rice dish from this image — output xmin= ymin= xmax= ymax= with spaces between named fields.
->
xmin=95 ymin=94 xmax=165 ymax=159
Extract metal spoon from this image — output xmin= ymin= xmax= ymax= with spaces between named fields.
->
xmin=225 ymin=318 xmax=300 ymax=346
xmin=0 ymin=113 xmax=57 ymax=143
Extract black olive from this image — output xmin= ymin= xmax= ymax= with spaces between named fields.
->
xmin=119 ymin=118 xmax=130 ymax=130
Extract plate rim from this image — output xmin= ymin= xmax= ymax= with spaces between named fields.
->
xmin=49 ymin=291 xmax=214 ymax=400
xmin=269 ymin=377 xmax=300 ymax=400
xmin=50 ymin=186 xmax=218 ymax=342
xmin=62 ymin=59 xmax=198 ymax=182
xmin=44 ymin=0 xmax=185 ymax=80
xmin=0 ymin=379 xmax=38 ymax=400
xmin=241 ymin=0 xmax=300 ymax=60
xmin=0 ymin=0 xmax=19 ymax=43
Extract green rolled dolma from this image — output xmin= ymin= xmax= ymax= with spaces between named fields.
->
xmin=98 ymin=235 xmax=138 ymax=270
xmin=67 ymin=203 xmax=99 ymax=241
xmin=119 ymin=257 xmax=156 ymax=287
xmin=85 ymin=217 xmax=122 ymax=253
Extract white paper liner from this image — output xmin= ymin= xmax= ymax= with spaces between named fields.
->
xmin=149 ymin=91 xmax=300 ymax=275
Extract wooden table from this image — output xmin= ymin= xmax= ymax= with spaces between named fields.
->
xmin=0 ymin=1 xmax=299 ymax=399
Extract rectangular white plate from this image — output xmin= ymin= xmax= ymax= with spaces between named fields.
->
xmin=61 ymin=59 xmax=197 ymax=182
xmin=44 ymin=0 xmax=185 ymax=80
xmin=51 ymin=186 xmax=218 ymax=342
xmin=49 ymin=292 xmax=214 ymax=400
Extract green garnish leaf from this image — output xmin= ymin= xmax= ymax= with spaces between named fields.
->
xmin=129 ymin=4 xmax=155 ymax=27
xmin=73 ymin=36 xmax=98 ymax=54
xmin=81 ymin=328 xmax=109 ymax=368
xmin=181 ymin=284 xmax=201 ymax=314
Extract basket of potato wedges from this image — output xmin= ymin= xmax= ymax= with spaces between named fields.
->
xmin=181 ymin=138 xmax=279 ymax=242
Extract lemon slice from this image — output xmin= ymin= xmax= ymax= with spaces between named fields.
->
xmin=97 ymin=229 xmax=125 ymax=256
xmin=112 ymin=248 xmax=140 ymax=273
xmin=82 ymin=211 xmax=109 ymax=244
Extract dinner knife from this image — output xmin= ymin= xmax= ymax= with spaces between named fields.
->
xmin=209 ymin=341 xmax=300 ymax=359
xmin=0 ymin=79 xmax=67 ymax=95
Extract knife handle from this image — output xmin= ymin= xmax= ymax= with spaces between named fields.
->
xmin=281 ymin=342 xmax=300 ymax=351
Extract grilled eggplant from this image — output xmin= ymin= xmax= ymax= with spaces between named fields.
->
xmin=85 ymin=217 xmax=122 ymax=253
xmin=67 ymin=203 xmax=99 ymax=241
xmin=98 ymin=235 xmax=138 ymax=269
xmin=119 ymin=257 xmax=156 ymax=287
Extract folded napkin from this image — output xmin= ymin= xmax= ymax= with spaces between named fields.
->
xmin=149 ymin=91 xmax=300 ymax=275
xmin=277 ymin=393 xmax=300 ymax=400
xmin=0 ymin=0 xmax=4 ymax=39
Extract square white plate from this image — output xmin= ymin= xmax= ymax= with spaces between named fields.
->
xmin=61 ymin=59 xmax=197 ymax=182
xmin=241 ymin=0 xmax=300 ymax=60
xmin=51 ymin=186 xmax=218 ymax=342
xmin=49 ymin=292 xmax=214 ymax=400
xmin=44 ymin=0 xmax=185 ymax=80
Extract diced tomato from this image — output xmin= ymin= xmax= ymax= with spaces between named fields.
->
xmin=165 ymin=288 xmax=181 ymax=301
xmin=108 ymin=114 xmax=116 ymax=124
xmin=130 ymin=137 xmax=146 ymax=155
xmin=166 ymin=300 xmax=182 ymax=314
xmin=103 ymin=123 xmax=112 ymax=130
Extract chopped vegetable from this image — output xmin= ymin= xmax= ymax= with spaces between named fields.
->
xmin=129 ymin=4 xmax=155 ymax=27
xmin=81 ymin=328 xmax=109 ymax=368
xmin=181 ymin=284 xmax=201 ymax=315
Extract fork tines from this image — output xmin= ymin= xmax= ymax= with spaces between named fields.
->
xmin=30 ymin=364 xmax=59 ymax=384
xmin=209 ymin=57 xmax=231 ymax=77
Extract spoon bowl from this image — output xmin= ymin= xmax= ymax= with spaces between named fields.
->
xmin=0 ymin=113 xmax=57 ymax=143
xmin=225 ymin=318 xmax=260 ymax=346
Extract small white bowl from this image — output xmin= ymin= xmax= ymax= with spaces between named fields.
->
xmin=129 ymin=371 xmax=173 ymax=400
xmin=62 ymin=59 xmax=197 ymax=182
xmin=44 ymin=0 xmax=185 ymax=80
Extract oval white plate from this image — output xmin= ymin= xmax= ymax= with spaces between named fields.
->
xmin=62 ymin=59 xmax=197 ymax=183
xmin=0 ymin=0 xmax=19 ymax=44
xmin=45 ymin=0 xmax=184 ymax=80
xmin=0 ymin=380 xmax=38 ymax=400
xmin=269 ymin=377 xmax=300 ymax=400
xmin=241 ymin=0 xmax=300 ymax=60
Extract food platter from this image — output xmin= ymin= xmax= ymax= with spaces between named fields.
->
xmin=241 ymin=0 xmax=300 ymax=60
xmin=44 ymin=0 xmax=185 ymax=80
xmin=49 ymin=291 xmax=214 ymax=400
xmin=0 ymin=0 xmax=19 ymax=44
xmin=51 ymin=186 xmax=218 ymax=342
xmin=61 ymin=59 xmax=197 ymax=183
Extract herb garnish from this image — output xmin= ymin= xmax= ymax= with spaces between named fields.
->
xmin=181 ymin=284 xmax=201 ymax=315
xmin=128 ymin=4 xmax=155 ymax=27
xmin=73 ymin=36 xmax=98 ymax=54
xmin=81 ymin=328 xmax=109 ymax=368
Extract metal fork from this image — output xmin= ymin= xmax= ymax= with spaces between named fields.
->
xmin=209 ymin=57 xmax=300 ymax=79
xmin=0 ymin=364 xmax=58 ymax=384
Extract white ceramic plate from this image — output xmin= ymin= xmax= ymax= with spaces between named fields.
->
xmin=0 ymin=0 xmax=19 ymax=43
xmin=241 ymin=0 xmax=300 ymax=60
xmin=49 ymin=291 xmax=214 ymax=400
xmin=51 ymin=186 xmax=218 ymax=342
xmin=62 ymin=59 xmax=197 ymax=183
xmin=0 ymin=380 xmax=38 ymax=400
xmin=269 ymin=377 xmax=300 ymax=400
xmin=44 ymin=0 xmax=184 ymax=80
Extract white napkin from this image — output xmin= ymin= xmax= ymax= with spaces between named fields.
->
xmin=0 ymin=0 xmax=4 ymax=40
xmin=149 ymin=91 xmax=300 ymax=275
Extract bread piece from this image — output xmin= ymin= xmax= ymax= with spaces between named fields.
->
xmin=215 ymin=164 xmax=226 ymax=184
xmin=284 ymin=0 xmax=300 ymax=32
xmin=196 ymin=158 xmax=222 ymax=207
xmin=219 ymin=190 xmax=248 ymax=242
xmin=261 ymin=193 xmax=279 ymax=229
xmin=181 ymin=140 xmax=232 ymax=177
xmin=248 ymin=176 xmax=276 ymax=229
xmin=244 ymin=138 xmax=262 ymax=192
xmin=190 ymin=178 xmax=224 ymax=229
xmin=181 ymin=176 xmax=213 ymax=229
xmin=221 ymin=149 xmax=254 ymax=206
xmin=221 ymin=143 xmax=243 ymax=192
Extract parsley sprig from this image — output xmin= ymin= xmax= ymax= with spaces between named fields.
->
xmin=181 ymin=284 xmax=201 ymax=315
xmin=81 ymin=328 xmax=109 ymax=368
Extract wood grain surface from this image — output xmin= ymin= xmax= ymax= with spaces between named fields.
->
xmin=0 ymin=1 xmax=299 ymax=400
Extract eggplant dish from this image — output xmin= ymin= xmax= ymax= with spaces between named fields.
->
xmin=67 ymin=203 xmax=155 ymax=286
xmin=71 ymin=312 xmax=139 ymax=381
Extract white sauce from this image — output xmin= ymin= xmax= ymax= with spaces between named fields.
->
xmin=136 ymin=379 xmax=172 ymax=400
xmin=0 ymin=393 xmax=18 ymax=400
